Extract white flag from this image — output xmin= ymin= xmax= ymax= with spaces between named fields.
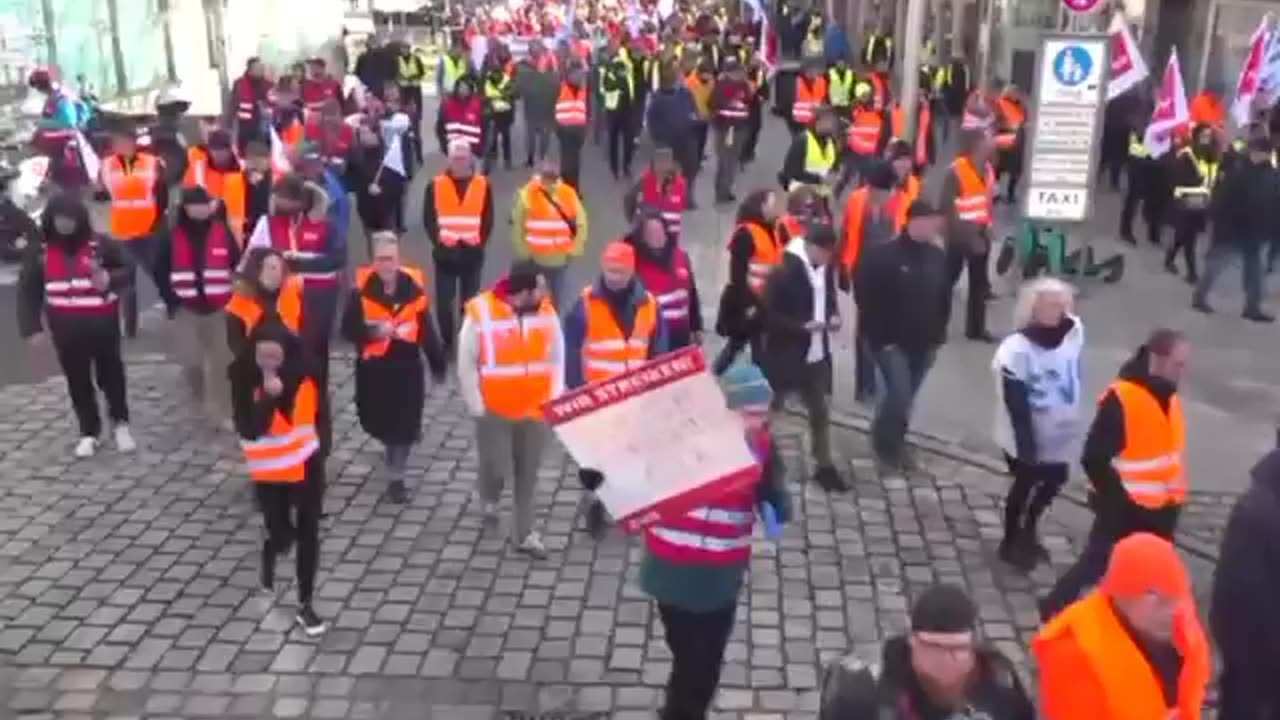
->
xmin=1106 ymin=13 xmax=1149 ymax=101
xmin=269 ymin=126 xmax=291 ymax=176
xmin=381 ymin=135 xmax=406 ymax=177
xmin=246 ymin=216 xmax=270 ymax=250
xmin=74 ymin=130 xmax=100 ymax=183
xmin=1144 ymin=50 xmax=1190 ymax=158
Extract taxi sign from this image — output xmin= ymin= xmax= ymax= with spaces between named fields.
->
xmin=1022 ymin=35 xmax=1109 ymax=223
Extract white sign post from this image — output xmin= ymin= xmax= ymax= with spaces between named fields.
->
xmin=1023 ymin=35 xmax=1110 ymax=223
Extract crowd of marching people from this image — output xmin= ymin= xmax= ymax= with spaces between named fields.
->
xmin=9 ymin=0 xmax=1280 ymax=717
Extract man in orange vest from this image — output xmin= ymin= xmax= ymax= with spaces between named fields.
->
xmin=993 ymin=84 xmax=1027 ymax=203
xmin=511 ymin=155 xmax=588 ymax=310
xmin=1040 ymin=329 xmax=1190 ymax=621
xmin=838 ymin=162 xmax=899 ymax=403
xmin=845 ymin=87 xmax=887 ymax=184
xmin=183 ymin=129 xmax=248 ymax=244
xmin=790 ymin=57 xmax=828 ymax=133
xmin=1035 ymin=533 xmax=1210 ymax=720
xmin=457 ymin=261 xmax=565 ymax=558
xmin=939 ymin=128 xmax=996 ymax=343
xmin=424 ymin=140 xmax=494 ymax=354
xmin=564 ymin=242 xmax=670 ymax=538
xmin=554 ymin=62 xmax=591 ymax=190
xmin=100 ymin=121 xmax=168 ymax=338
xmin=889 ymin=97 xmax=934 ymax=174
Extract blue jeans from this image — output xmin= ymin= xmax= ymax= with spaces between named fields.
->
xmin=854 ymin=333 xmax=877 ymax=402
xmin=535 ymin=264 xmax=570 ymax=315
xmin=1194 ymin=241 xmax=1265 ymax=313
xmin=869 ymin=345 xmax=936 ymax=462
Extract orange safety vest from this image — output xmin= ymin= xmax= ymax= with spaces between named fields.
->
xmin=1033 ymin=590 xmax=1210 ymax=720
xmin=581 ymin=287 xmax=658 ymax=383
xmin=1107 ymin=380 xmax=1187 ymax=509
xmin=240 ymin=377 xmax=321 ymax=483
xmin=521 ymin=179 xmax=578 ymax=256
xmin=792 ymin=75 xmax=828 ymax=125
xmin=848 ymin=107 xmax=883 ymax=156
xmin=465 ymin=290 xmax=560 ymax=419
xmin=866 ymin=71 xmax=888 ymax=110
xmin=952 ymin=156 xmax=993 ymax=227
xmin=890 ymin=174 xmax=920 ymax=231
xmin=104 ymin=154 xmax=160 ymax=240
xmin=183 ymin=147 xmax=247 ymax=244
xmin=352 ymin=265 xmax=429 ymax=360
xmin=995 ymin=95 xmax=1025 ymax=150
xmin=432 ymin=173 xmax=488 ymax=246
xmin=775 ymin=214 xmax=804 ymax=244
xmin=555 ymin=83 xmax=588 ymax=126
xmin=224 ymin=275 xmax=305 ymax=338
xmin=734 ymin=221 xmax=783 ymax=295
xmin=890 ymin=104 xmax=931 ymax=167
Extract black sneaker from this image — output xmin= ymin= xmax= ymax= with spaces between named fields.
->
xmin=811 ymin=465 xmax=848 ymax=493
xmin=1244 ymin=309 xmax=1276 ymax=323
xmin=259 ymin=543 xmax=275 ymax=594
xmin=1192 ymin=299 xmax=1214 ymax=314
xmin=583 ymin=499 xmax=608 ymax=540
xmin=386 ymin=479 xmax=408 ymax=504
xmin=295 ymin=606 xmax=327 ymax=637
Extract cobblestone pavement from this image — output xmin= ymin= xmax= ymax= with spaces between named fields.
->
xmin=0 ymin=354 xmax=1219 ymax=719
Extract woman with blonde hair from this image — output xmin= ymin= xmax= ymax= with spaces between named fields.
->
xmin=991 ymin=277 xmax=1084 ymax=572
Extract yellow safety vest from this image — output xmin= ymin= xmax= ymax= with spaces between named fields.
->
xmin=794 ymin=131 xmax=836 ymax=191
xmin=485 ymin=76 xmax=512 ymax=112
xmin=1172 ymin=148 xmax=1218 ymax=201
xmin=601 ymin=65 xmax=635 ymax=110
xmin=827 ymin=67 xmax=855 ymax=107
xmin=1128 ymin=132 xmax=1150 ymax=158
xmin=441 ymin=55 xmax=466 ymax=93
xmin=398 ymin=54 xmax=426 ymax=84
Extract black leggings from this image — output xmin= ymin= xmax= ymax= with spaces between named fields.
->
xmin=256 ymin=458 xmax=324 ymax=606
xmin=1001 ymin=454 xmax=1068 ymax=544
xmin=658 ymin=602 xmax=737 ymax=720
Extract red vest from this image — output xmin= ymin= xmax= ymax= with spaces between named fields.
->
xmin=300 ymin=78 xmax=339 ymax=114
xmin=170 ymin=223 xmax=235 ymax=307
xmin=644 ymin=432 xmax=767 ymax=565
xmin=303 ymin=122 xmax=353 ymax=165
xmin=267 ymin=214 xmax=336 ymax=287
xmin=634 ymin=247 xmax=693 ymax=334
xmin=441 ymin=95 xmax=484 ymax=150
xmin=234 ymin=76 xmax=265 ymax=123
xmin=44 ymin=240 xmax=117 ymax=316
xmin=639 ymin=170 xmax=687 ymax=240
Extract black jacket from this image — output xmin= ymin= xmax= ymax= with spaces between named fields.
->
xmin=761 ymin=246 xmax=837 ymax=392
xmin=422 ymin=173 xmax=494 ymax=271
xmin=17 ymin=198 xmax=130 ymax=339
xmin=1210 ymin=155 xmax=1279 ymax=246
xmin=780 ymin=130 xmax=840 ymax=190
xmin=1080 ymin=348 xmax=1182 ymax=536
xmin=854 ymin=234 xmax=949 ymax=352
xmin=818 ymin=636 xmax=1035 ymax=720
xmin=1210 ymin=449 xmax=1280 ymax=715
xmin=716 ymin=218 xmax=776 ymax=341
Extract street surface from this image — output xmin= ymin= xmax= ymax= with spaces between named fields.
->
xmin=0 ymin=95 xmax=1258 ymax=717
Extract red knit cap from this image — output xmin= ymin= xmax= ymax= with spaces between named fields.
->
xmin=1101 ymin=533 xmax=1190 ymax=599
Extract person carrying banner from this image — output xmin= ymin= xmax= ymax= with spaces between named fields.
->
xmin=564 ymin=241 xmax=670 ymax=538
xmin=592 ymin=360 xmax=789 ymax=720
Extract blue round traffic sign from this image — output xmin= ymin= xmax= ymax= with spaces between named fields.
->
xmin=1052 ymin=45 xmax=1093 ymax=86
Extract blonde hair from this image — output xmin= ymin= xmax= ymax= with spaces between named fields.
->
xmin=1012 ymin=277 xmax=1075 ymax=328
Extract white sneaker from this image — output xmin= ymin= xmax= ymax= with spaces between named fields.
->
xmin=73 ymin=436 xmax=97 ymax=458
xmin=113 ymin=425 xmax=136 ymax=452
xmin=515 ymin=532 xmax=548 ymax=559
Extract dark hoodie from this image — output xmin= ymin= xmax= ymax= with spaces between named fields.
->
xmin=562 ymin=274 xmax=671 ymax=389
xmin=1080 ymin=346 xmax=1182 ymax=536
xmin=716 ymin=203 xmax=776 ymax=340
xmin=625 ymin=209 xmax=703 ymax=348
xmin=1209 ymin=449 xmax=1280 ymax=714
xmin=17 ymin=194 xmax=129 ymax=339
xmin=153 ymin=192 xmax=242 ymax=316
xmin=229 ymin=321 xmax=315 ymax=443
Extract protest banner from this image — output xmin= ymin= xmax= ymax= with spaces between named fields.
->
xmin=542 ymin=347 xmax=760 ymax=532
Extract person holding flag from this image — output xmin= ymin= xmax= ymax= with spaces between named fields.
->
xmin=1165 ymin=123 xmax=1221 ymax=283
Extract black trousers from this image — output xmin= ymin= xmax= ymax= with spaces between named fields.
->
xmin=1001 ymin=455 xmax=1068 ymax=545
xmin=484 ymin=111 xmax=514 ymax=171
xmin=435 ymin=263 xmax=482 ymax=350
xmin=658 ymin=601 xmax=737 ymax=720
xmin=1166 ymin=211 xmax=1206 ymax=280
xmin=741 ymin=102 xmax=763 ymax=163
xmin=53 ymin=324 xmax=129 ymax=437
xmin=1119 ymin=158 xmax=1162 ymax=245
xmin=607 ymin=110 xmax=635 ymax=177
xmin=557 ymin=127 xmax=585 ymax=192
xmin=399 ymin=84 xmax=425 ymax=162
xmin=256 ymin=457 xmax=324 ymax=606
xmin=945 ymin=245 xmax=990 ymax=337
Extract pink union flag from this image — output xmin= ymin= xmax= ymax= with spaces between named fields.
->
xmin=1107 ymin=13 xmax=1148 ymax=100
xmin=1230 ymin=16 xmax=1272 ymax=127
xmin=1143 ymin=50 xmax=1189 ymax=158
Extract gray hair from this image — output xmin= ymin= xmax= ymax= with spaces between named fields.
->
xmin=1011 ymin=277 xmax=1075 ymax=328
xmin=370 ymin=231 xmax=399 ymax=253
